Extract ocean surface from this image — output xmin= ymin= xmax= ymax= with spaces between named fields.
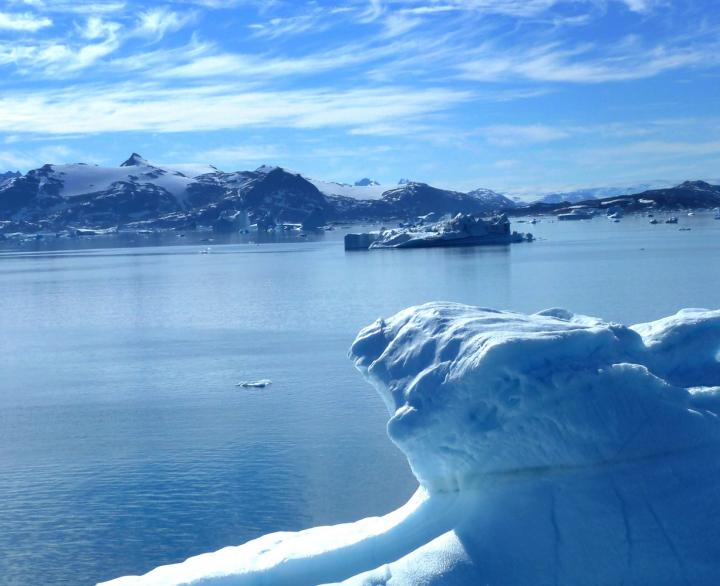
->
xmin=1 ymin=213 xmax=719 ymax=586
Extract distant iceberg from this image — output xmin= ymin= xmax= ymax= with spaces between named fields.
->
xmin=345 ymin=214 xmax=531 ymax=251
xmin=102 ymin=304 xmax=720 ymax=585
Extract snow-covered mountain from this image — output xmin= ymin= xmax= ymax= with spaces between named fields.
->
xmin=0 ymin=170 xmax=20 ymax=185
xmin=26 ymin=154 xmax=718 ymax=234
xmin=625 ymin=180 xmax=720 ymax=208
xmin=2 ymin=155 xmax=717 ymax=233
xmin=0 ymin=155 xmax=515 ymax=233
xmin=0 ymin=153 xmax=332 ymax=231
xmin=517 ymin=180 xmax=720 ymax=215
xmin=467 ymin=187 xmax=516 ymax=209
xmin=53 ymin=154 xmax=198 ymax=202
xmin=372 ymin=182 xmax=510 ymax=216
xmin=308 ymin=178 xmax=514 ymax=211
xmin=534 ymin=180 xmax=674 ymax=204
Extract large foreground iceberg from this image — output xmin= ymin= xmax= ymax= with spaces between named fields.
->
xmin=103 ymin=304 xmax=720 ymax=585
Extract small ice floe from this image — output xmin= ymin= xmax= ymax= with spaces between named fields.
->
xmin=236 ymin=379 xmax=272 ymax=388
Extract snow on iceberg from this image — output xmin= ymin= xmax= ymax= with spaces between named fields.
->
xmin=102 ymin=304 xmax=720 ymax=586
xmin=369 ymin=214 xmax=529 ymax=249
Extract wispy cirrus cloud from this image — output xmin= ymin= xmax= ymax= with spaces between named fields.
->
xmin=0 ymin=11 xmax=52 ymax=31
xmin=359 ymin=0 xmax=664 ymax=19
xmin=135 ymin=7 xmax=195 ymax=41
xmin=0 ymin=83 xmax=472 ymax=134
xmin=249 ymin=9 xmax=329 ymax=39
xmin=482 ymin=124 xmax=570 ymax=145
xmin=80 ymin=15 xmax=119 ymax=40
xmin=1 ymin=16 xmax=122 ymax=74
xmin=153 ymin=38 xmax=409 ymax=80
xmin=585 ymin=139 xmax=720 ymax=160
xmin=620 ymin=0 xmax=665 ymax=13
xmin=8 ymin=1 xmax=126 ymax=14
xmin=0 ymin=144 xmax=78 ymax=170
xmin=458 ymin=39 xmax=719 ymax=83
xmin=472 ymin=119 xmax=719 ymax=147
xmin=189 ymin=144 xmax=283 ymax=166
xmin=0 ymin=8 xmax=195 ymax=75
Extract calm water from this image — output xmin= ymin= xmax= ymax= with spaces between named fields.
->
xmin=1 ymin=214 xmax=719 ymax=585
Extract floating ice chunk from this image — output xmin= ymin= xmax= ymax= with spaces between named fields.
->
xmin=368 ymin=214 xmax=529 ymax=249
xmin=236 ymin=379 xmax=272 ymax=388
xmin=103 ymin=304 xmax=720 ymax=586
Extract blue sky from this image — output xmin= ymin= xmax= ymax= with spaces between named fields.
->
xmin=0 ymin=0 xmax=718 ymax=194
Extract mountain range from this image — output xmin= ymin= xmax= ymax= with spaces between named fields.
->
xmin=0 ymin=154 xmax=514 ymax=233
xmin=533 ymin=181 xmax=675 ymax=204
xmin=517 ymin=180 xmax=720 ymax=216
xmin=0 ymin=155 xmax=718 ymax=234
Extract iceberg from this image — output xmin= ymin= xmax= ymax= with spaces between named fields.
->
xmin=370 ymin=214 xmax=530 ymax=249
xmin=235 ymin=379 xmax=272 ymax=389
xmin=102 ymin=304 xmax=720 ymax=586
xmin=344 ymin=214 xmax=530 ymax=251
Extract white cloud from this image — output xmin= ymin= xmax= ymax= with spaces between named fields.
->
xmin=173 ymin=0 xmax=251 ymax=7
xmin=0 ymin=151 xmax=32 ymax=169
xmin=381 ymin=13 xmax=423 ymax=35
xmin=80 ymin=15 xmax=119 ymax=40
xmin=373 ymin=0 xmax=665 ymax=18
xmin=586 ymin=140 xmax=720 ymax=159
xmin=482 ymin=124 xmax=570 ymax=145
xmin=0 ymin=84 xmax=472 ymax=135
xmin=492 ymin=158 xmax=518 ymax=169
xmin=359 ymin=0 xmax=384 ymax=22
xmin=156 ymin=45 xmax=377 ymax=79
xmin=135 ymin=8 xmax=194 ymax=40
xmin=10 ymin=1 xmax=126 ymax=14
xmin=0 ymin=144 xmax=77 ymax=170
xmin=0 ymin=11 xmax=52 ymax=31
xmin=108 ymin=37 xmax=214 ymax=72
xmin=458 ymin=41 xmax=718 ymax=83
xmin=250 ymin=10 xmax=326 ymax=39
xmin=620 ymin=0 xmax=663 ymax=13
xmin=191 ymin=144 xmax=282 ymax=165
xmin=1 ymin=7 xmax=196 ymax=77
xmin=399 ymin=5 xmax=458 ymax=15
xmin=380 ymin=0 xmax=564 ymax=19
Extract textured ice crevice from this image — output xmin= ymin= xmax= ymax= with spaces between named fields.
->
xmin=103 ymin=303 xmax=720 ymax=585
xmin=632 ymin=308 xmax=720 ymax=388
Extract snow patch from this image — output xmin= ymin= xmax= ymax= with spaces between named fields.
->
xmin=49 ymin=162 xmax=195 ymax=202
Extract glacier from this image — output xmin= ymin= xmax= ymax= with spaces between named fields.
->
xmin=102 ymin=304 xmax=720 ymax=586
